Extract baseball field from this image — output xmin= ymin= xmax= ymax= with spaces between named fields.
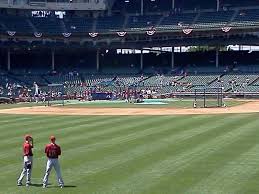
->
xmin=2 ymin=99 xmax=259 ymax=194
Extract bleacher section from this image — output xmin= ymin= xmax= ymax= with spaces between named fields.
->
xmin=44 ymin=74 xmax=82 ymax=86
xmin=126 ymin=15 xmax=161 ymax=31
xmin=233 ymin=9 xmax=259 ymax=25
xmin=209 ymin=74 xmax=258 ymax=92
xmin=115 ymin=75 xmax=147 ymax=87
xmin=158 ymin=13 xmax=197 ymax=30
xmin=96 ymin=16 xmax=125 ymax=32
xmin=180 ymin=75 xmax=218 ymax=87
xmin=194 ymin=11 xmax=235 ymax=28
xmin=1 ymin=70 xmax=259 ymax=98
xmin=84 ymin=75 xmax=114 ymax=87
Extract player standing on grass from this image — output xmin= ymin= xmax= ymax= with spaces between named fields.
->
xmin=42 ymin=136 xmax=64 ymax=188
xmin=17 ymin=135 xmax=34 ymax=187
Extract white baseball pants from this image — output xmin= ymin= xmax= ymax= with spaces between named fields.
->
xmin=17 ymin=156 xmax=33 ymax=185
xmin=43 ymin=158 xmax=64 ymax=186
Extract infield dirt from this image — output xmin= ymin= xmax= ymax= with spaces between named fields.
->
xmin=0 ymin=101 xmax=259 ymax=115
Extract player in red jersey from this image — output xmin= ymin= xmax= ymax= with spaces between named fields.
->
xmin=17 ymin=134 xmax=33 ymax=187
xmin=42 ymin=136 xmax=64 ymax=188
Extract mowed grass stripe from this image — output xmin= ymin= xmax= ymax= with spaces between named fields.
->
xmin=2 ymin=114 xmax=259 ymax=194
xmin=95 ymin=114 xmax=259 ymax=194
xmin=59 ymin=115 xmax=223 ymax=167
xmin=0 ymin=116 xmax=90 ymax=140
xmin=60 ymin=115 xmax=214 ymax=169
xmin=1 ymin=113 xmax=216 ymax=191
xmin=0 ymin=116 xmax=151 ymax=169
xmin=0 ymin=116 xmax=157 ymax=160
xmin=0 ymin=116 xmax=173 ymax=187
xmin=0 ymin=115 xmax=114 ymax=150
xmin=145 ymin=118 xmax=259 ymax=194
xmin=188 ymin=140 xmax=259 ymax=194
xmin=0 ymin=116 xmax=173 ymax=172
xmin=60 ymin=114 xmax=251 ymax=191
xmin=81 ymin=114 xmax=255 ymax=193
xmin=0 ymin=115 xmax=139 ymax=148
xmin=0 ymin=115 xmax=113 ymax=139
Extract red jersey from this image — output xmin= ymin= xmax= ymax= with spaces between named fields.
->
xmin=45 ymin=143 xmax=61 ymax=159
xmin=23 ymin=141 xmax=33 ymax=156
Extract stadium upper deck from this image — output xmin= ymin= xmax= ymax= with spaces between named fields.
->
xmin=0 ymin=9 xmax=259 ymax=37
xmin=0 ymin=0 xmax=258 ymax=11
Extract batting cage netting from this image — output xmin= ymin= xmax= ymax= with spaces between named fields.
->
xmin=194 ymin=87 xmax=223 ymax=108
xmin=45 ymin=84 xmax=65 ymax=106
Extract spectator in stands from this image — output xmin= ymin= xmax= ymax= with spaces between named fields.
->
xmin=0 ymin=86 xmax=3 ymax=95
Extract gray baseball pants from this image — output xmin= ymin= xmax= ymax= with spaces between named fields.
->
xmin=43 ymin=158 xmax=64 ymax=186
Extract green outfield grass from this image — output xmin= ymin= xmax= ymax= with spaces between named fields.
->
xmin=0 ymin=103 xmax=44 ymax=109
xmin=59 ymin=99 xmax=246 ymax=108
xmin=0 ymin=99 xmax=247 ymax=109
xmin=1 ymin=113 xmax=259 ymax=194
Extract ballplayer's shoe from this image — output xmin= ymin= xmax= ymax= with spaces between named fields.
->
xmin=17 ymin=182 xmax=22 ymax=186
xmin=42 ymin=184 xmax=47 ymax=188
xmin=60 ymin=185 xmax=64 ymax=188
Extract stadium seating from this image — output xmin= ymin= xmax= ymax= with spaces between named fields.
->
xmin=180 ymin=75 xmax=218 ymax=87
xmin=157 ymin=13 xmax=197 ymax=30
xmin=126 ymin=15 xmax=162 ymax=30
xmin=0 ymin=16 xmax=32 ymax=33
xmin=209 ymin=74 xmax=258 ymax=92
xmin=194 ymin=11 xmax=234 ymax=28
xmin=84 ymin=75 xmax=115 ymax=87
xmin=96 ymin=16 xmax=125 ymax=32
xmin=13 ymin=75 xmax=48 ymax=86
xmin=63 ymin=17 xmax=94 ymax=33
xmin=44 ymin=74 xmax=82 ymax=86
xmin=115 ymin=75 xmax=148 ymax=87
xmin=233 ymin=9 xmax=259 ymax=25
xmin=30 ymin=17 xmax=63 ymax=34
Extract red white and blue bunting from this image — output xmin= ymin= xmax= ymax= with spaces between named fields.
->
xmin=7 ymin=31 xmax=16 ymax=36
xmin=34 ymin=32 xmax=42 ymax=38
xmin=182 ymin=28 xmax=193 ymax=35
xmin=117 ymin=31 xmax=127 ymax=37
xmin=221 ymin=26 xmax=232 ymax=33
xmin=62 ymin=32 xmax=72 ymax=38
xmin=5 ymin=26 xmax=235 ymax=38
xmin=89 ymin=32 xmax=98 ymax=38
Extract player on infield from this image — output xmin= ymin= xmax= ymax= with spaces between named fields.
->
xmin=17 ymin=134 xmax=34 ymax=187
xmin=42 ymin=135 xmax=64 ymax=188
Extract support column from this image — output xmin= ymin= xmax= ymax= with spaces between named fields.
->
xmin=141 ymin=0 xmax=144 ymax=15
xmin=7 ymin=48 xmax=10 ymax=71
xmin=216 ymin=47 xmax=219 ymax=68
xmin=96 ymin=49 xmax=100 ymax=72
xmin=51 ymin=49 xmax=55 ymax=71
xmin=216 ymin=0 xmax=220 ymax=11
xmin=171 ymin=47 xmax=175 ymax=69
xmin=172 ymin=0 xmax=175 ymax=10
xmin=140 ymin=49 xmax=143 ymax=71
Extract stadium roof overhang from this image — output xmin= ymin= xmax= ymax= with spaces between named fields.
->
xmin=1 ymin=26 xmax=259 ymax=49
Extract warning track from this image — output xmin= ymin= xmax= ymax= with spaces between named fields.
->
xmin=0 ymin=101 xmax=259 ymax=115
